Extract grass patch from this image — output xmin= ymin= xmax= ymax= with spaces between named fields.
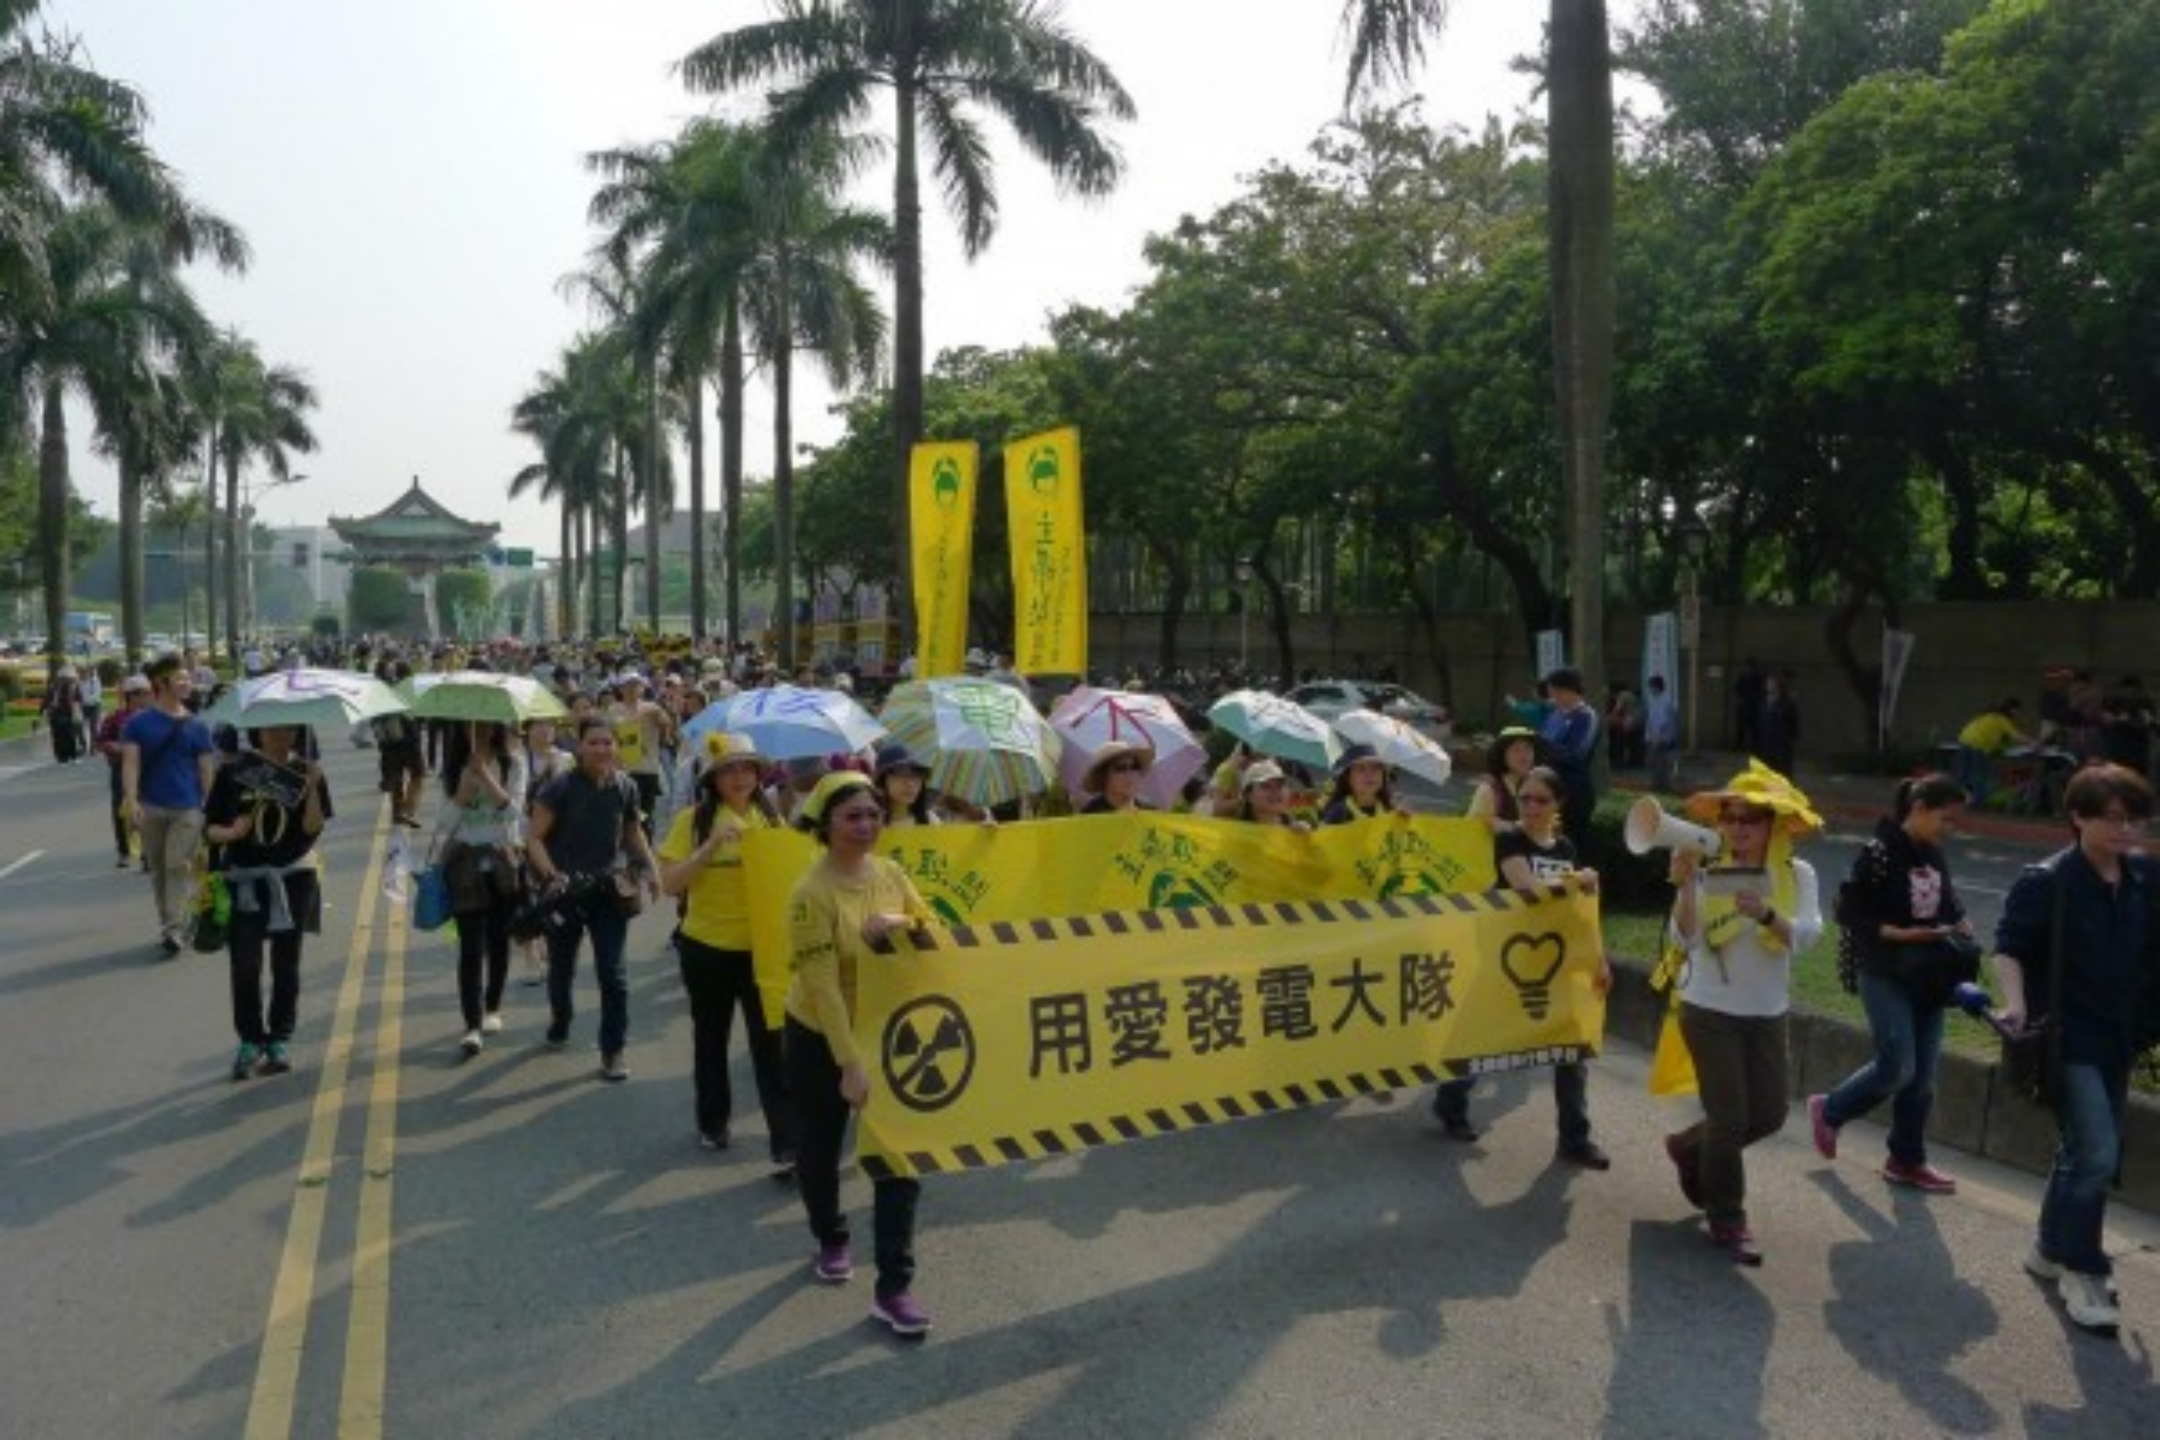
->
xmin=1601 ymin=905 xmax=2003 ymax=1062
xmin=0 ymin=712 xmax=35 ymax=742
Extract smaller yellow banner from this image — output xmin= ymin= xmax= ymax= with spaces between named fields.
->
xmin=909 ymin=441 xmax=979 ymax=679
xmin=1002 ymin=426 xmax=1086 ymax=676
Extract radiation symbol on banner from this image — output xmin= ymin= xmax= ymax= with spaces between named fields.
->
xmin=881 ymin=996 xmax=977 ymax=1113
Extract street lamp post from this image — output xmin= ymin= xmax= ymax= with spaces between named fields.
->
xmin=240 ymin=474 xmax=306 ymax=641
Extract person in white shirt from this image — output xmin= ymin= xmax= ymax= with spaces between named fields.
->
xmin=1660 ymin=762 xmax=1824 ymax=1266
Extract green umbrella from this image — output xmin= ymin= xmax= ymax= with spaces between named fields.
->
xmin=878 ymin=678 xmax=1061 ymax=807
xmin=404 ymin=671 xmax=569 ymax=725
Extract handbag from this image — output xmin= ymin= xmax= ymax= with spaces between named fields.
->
xmin=2000 ymin=858 xmax=2068 ymax=1108
xmin=190 ymin=873 xmax=231 ymax=953
xmin=1887 ymin=932 xmax=1983 ymax=1008
xmin=412 ymin=863 xmax=454 ymax=932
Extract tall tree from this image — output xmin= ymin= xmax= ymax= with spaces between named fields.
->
xmin=204 ymin=332 xmax=316 ymax=652
xmin=679 ymin=0 xmax=1133 ymax=656
xmin=1343 ymin=0 xmax=1615 ymax=700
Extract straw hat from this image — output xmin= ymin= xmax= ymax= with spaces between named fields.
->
xmin=1082 ymin=740 xmax=1155 ymax=794
xmin=1241 ymin=759 xmax=1288 ymax=792
xmin=702 ymin=731 xmax=763 ymax=770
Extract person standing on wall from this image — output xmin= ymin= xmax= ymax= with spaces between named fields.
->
xmin=1539 ymin=668 xmax=1600 ymax=853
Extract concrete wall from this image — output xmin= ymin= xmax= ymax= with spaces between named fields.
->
xmin=1090 ymin=600 xmax=2160 ymax=756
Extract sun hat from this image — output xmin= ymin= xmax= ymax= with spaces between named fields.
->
xmin=1332 ymin=743 xmax=1383 ymax=778
xmin=1082 ymin=740 xmax=1155 ymax=793
xmin=800 ymin=770 xmax=878 ymax=825
xmin=121 ymin=674 xmax=152 ymax=695
xmin=1681 ymin=758 xmax=1823 ymax=837
xmin=874 ymin=743 xmax=932 ymax=780
xmin=1241 ymin=759 xmax=1288 ymax=792
xmin=702 ymin=731 xmax=764 ymax=770
xmin=614 ymin=670 xmax=647 ymax=689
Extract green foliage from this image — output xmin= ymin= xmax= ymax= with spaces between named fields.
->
xmin=435 ymin=567 xmax=494 ymax=635
xmin=347 ymin=568 xmax=410 ymax=634
xmin=309 ymin=613 xmax=340 ymax=639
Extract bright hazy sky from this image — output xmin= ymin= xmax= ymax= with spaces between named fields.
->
xmin=45 ymin=1 xmax=1633 ymax=554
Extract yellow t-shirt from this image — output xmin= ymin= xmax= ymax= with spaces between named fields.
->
xmin=784 ymin=855 xmax=934 ymax=1069
xmin=1957 ymin=711 xmax=2022 ymax=754
xmin=657 ymin=802 xmax=774 ymax=951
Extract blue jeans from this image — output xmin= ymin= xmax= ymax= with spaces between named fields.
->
xmin=2039 ymin=1060 xmax=2129 ymax=1278
xmin=546 ymin=897 xmax=631 ymax=1056
xmin=1822 ymin=970 xmax=1944 ymax=1165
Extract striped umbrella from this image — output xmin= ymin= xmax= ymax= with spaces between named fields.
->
xmin=878 ymin=679 xmax=1061 ymax=807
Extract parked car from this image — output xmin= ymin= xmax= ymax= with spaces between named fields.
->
xmin=1285 ymin=678 xmax=1453 ymax=741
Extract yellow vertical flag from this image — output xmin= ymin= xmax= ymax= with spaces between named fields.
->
xmin=909 ymin=441 xmax=978 ymax=678
xmin=1003 ymin=425 xmax=1086 ymax=675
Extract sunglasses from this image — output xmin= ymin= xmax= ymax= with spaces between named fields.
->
xmin=1718 ymin=809 xmax=1771 ymax=825
xmin=1107 ymin=759 xmax=1147 ymax=774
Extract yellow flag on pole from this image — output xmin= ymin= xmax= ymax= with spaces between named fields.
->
xmin=1003 ymin=426 xmax=1086 ymax=676
xmin=909 ymin=441 xmax=978 ymax=678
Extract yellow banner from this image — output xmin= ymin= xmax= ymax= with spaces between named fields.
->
xmin=742 ymin=812 xmax=1498 ymax=1038
xmin=909 ymin=441 xmax=979 ymax=679
xmin=1003 ymin=426 xmax=1086 ymax=676
xmin=857 ymin=888 xmax=1606 ymax=1176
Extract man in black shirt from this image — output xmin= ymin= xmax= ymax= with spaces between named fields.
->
xmin=527 ymin=718 xmax=659 ymax=1082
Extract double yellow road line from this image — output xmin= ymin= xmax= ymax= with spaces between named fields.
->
xmin=244 ymin=800 xmax=410 ymax=1439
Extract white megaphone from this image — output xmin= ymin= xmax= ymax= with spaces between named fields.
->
xmin=1623 ymin=795 xmax=1723 ymax=861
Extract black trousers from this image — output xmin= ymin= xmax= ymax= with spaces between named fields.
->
xmin=676 ymin=937 xmax=792 ymax=1156
xmin=454 ymin=890 xmax=515 ymax=1030
xmin=228 ymin=872 xmax=316 ymax=1046
xmin=785 ymin=1019 xmax=920 ymax=1300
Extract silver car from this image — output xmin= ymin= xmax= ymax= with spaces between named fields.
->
xmin=1284 ymin=679 xmax=1452 ymax=741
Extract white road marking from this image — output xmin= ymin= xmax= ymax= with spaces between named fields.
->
xmin=0 ymin=850 xmax=45 ymax=882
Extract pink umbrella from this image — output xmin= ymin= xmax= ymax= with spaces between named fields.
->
xmin=1049 ymin=686 xmax=1209 ymax=807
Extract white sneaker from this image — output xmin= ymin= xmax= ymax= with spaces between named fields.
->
xmin=460 ymin=1029 xmax=483 ymax=1056
xmin=2027 ymin=1246 xmax=2120 ymax=1298
xmin=2059 ymin=1270 xmax=2121 ymax=1332
xmin=481 ymin=1013 xmax=504 ymax=1034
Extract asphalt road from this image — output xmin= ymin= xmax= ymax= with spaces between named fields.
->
xmin=2 ymin=736 xmax=2156 ymax=1439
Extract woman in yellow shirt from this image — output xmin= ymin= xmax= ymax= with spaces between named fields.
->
xmin=785 ymin=770 xmax=937 ymax=1337
xmin=658 ymin=732 xmax=791 ymax=1169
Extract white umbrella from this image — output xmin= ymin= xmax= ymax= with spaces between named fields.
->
xmin=725 ymin=683 xmax=885 ymax=761
xmin=1049 ymin=686 xmax=1208 ymax=807
xmin=205 ymin=668 xmax=409 ymax=731
xmin=1205 ymin=689 xmax=1343 ymax=774
xmin=1333 ymin=709 xmax=1454 ymax=788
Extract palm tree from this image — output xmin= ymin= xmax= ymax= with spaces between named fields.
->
xmin=1340 ymin=0 xmax=1613 ymax=705
xmin=510 ymin=337 xmax=621 ymax=638
xmin=1 ymin=202 xmax=240 ymax=677
xmin=101 ymin=366 xmax=204 ymax=662
xmin=204 ymin=332 xmax=317 ymax=653
xmin=679 ymin=0 xmax=1134 ymax=652
xmin=2 ymin=6 xmax=247 ymax=675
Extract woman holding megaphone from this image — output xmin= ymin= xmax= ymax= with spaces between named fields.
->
xmin=1658 ymin=762 xmax=1824 ymax=1265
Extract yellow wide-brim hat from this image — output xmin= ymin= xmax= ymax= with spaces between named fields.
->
xmin=1681 ymin=759 xmax=1823 ymax=837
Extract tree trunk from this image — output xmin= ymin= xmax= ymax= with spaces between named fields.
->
xmin=119 ymin=459 xmax=145 ymax=664
xmin=774 ymin=278 xmax=798 ymax=669
xmin=611 ymin=449 xmax=629 ymax=634
xmin=223 ymin=450 xmax=243 ymax=656
xmin=720 ymin=302 xmax=746 ymax=649
xmin=200 ymin=435 xmax=219 ymax=650
xmin=642 ymin=375 xmax=663 ymax=631
xmin=890 ymin=9 xmax=923 ymax=659
xmin=558 ymin=501 xmax=575 ymax=639
xmin=37 ymin=382 xmax=69 ymax=681
xmin=1549 ymin=0 xmax=1615 ymax=711
xmin=687 ymin=376 xmax=707 ymax=639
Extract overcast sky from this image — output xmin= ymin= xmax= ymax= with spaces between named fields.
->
xmin=45 ymin=1 xmax=1633 ymax=554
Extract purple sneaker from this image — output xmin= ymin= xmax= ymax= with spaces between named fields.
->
xmin=1808 ymin=1094 xmax=1837 ymax=1161
xmin=811 ymin=1242 xmax=853 ymax=1284
xmin=871 ymin=1291 xmax=932 ymax=1336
